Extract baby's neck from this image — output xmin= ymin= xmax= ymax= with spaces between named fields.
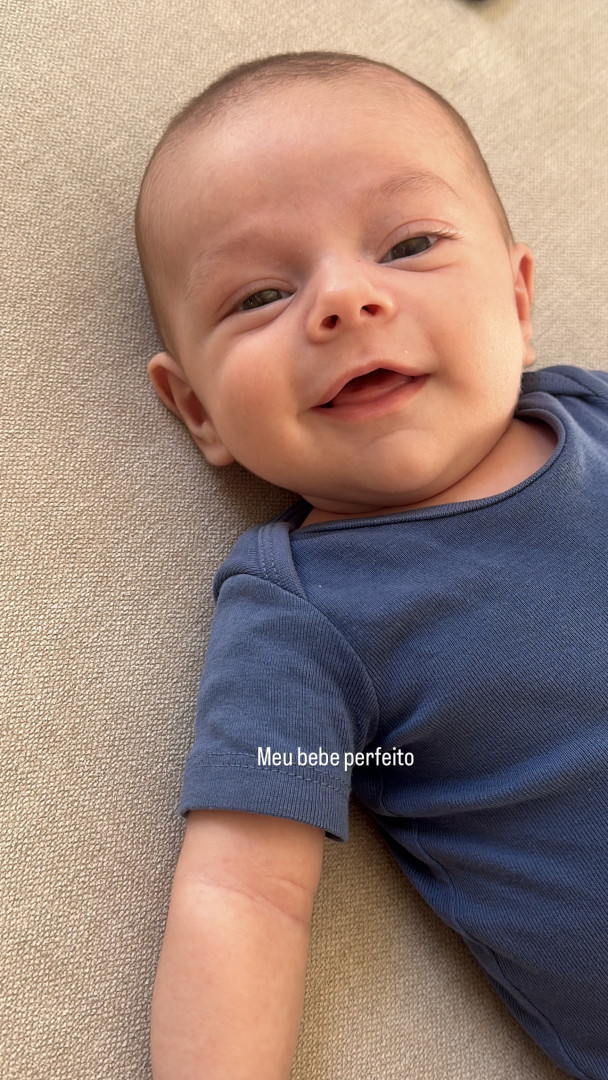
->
xmin=300 ymin=417 xmax=557 ymax=528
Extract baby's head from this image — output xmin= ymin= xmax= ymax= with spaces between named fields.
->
xmin=136 ymin=51 xmax=535 ymax=517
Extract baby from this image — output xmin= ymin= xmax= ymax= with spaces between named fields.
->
xmin=135 ymin=51 xmax=608 ymax=1080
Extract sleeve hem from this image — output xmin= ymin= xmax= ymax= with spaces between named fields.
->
xmin=178 ymin=761 xmax=350 ymax=841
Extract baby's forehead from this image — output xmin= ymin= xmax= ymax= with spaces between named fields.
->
xmin=173 ymin=80 xmax=464 ymax=206
xmin=182 ymin=73 xmax=454 ymax=157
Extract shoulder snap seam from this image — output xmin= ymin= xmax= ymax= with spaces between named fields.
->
xmin=220 ymin=567 xmax=381 ymax=744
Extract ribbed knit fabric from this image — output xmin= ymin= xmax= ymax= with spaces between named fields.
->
xmin=180 ymin=365 xmax=608 ymax=1080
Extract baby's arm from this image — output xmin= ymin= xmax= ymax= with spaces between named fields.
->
xmin=150 ymin=809 xmax=325 ymax=1080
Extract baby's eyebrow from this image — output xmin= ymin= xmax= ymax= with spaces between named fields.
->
xmin=184 ymin=169 xmax=459 ymax=302
xmin=185 ymin=226 xmax=271 ymax=302
xmin=359 ymin=170 xmax=461 ymax=209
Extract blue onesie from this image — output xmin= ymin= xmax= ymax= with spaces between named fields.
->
xmin=180 ymin=365 xmax=608 ymax=1080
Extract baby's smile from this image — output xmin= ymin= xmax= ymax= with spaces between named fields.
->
xmin=316 ymin=368 xmax=427 ymax=421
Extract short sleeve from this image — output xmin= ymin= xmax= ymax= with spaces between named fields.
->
xmin=179 ymin=573 xmax=379 ymax=840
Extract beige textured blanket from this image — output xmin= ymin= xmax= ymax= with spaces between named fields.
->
xmin=2 ymin=0 xmax=605 ymax=1076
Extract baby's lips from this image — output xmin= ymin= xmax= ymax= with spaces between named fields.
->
xmin=329 ymin=369 xmax=414 ymax=408
xmin=317 ymin=364 xmax=421 ymax=409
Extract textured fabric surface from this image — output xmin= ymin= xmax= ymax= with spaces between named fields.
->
xmin=1 ymin=0 xmax=605 ymax=1077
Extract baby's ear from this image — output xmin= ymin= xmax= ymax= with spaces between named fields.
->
xmin=510 ymin=243 xmax=535 ymax=367
xmin=147 ymin=352 xmax=235 ymax=466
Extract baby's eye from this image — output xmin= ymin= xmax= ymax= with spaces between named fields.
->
xmin=239 ymin=288 xmax=288 ymax=311
xmin=383 ymin=235 xmax=435 ymax=262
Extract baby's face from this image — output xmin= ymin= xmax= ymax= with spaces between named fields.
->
xmin=150 ymin=74 xmax=535 ymax=515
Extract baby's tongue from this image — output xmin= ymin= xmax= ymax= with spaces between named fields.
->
xmin=331 ymin=368 xmax=410 ymax=406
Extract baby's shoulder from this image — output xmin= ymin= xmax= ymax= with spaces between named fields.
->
xmin=212 ymin=509 xmax=307 ymax=602
xmin=521 ymin=364 xmax=608 ymax=400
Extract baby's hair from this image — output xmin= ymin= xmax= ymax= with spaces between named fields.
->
xmin=135 ymin=51 xmax=513 ymax=352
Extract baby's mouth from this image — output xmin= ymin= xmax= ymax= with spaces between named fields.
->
xmin=320 ymin=368 xmax=415 ymax=408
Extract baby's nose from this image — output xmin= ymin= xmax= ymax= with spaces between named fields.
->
xmin=305 ymin=267 xmax=396 ymax=339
